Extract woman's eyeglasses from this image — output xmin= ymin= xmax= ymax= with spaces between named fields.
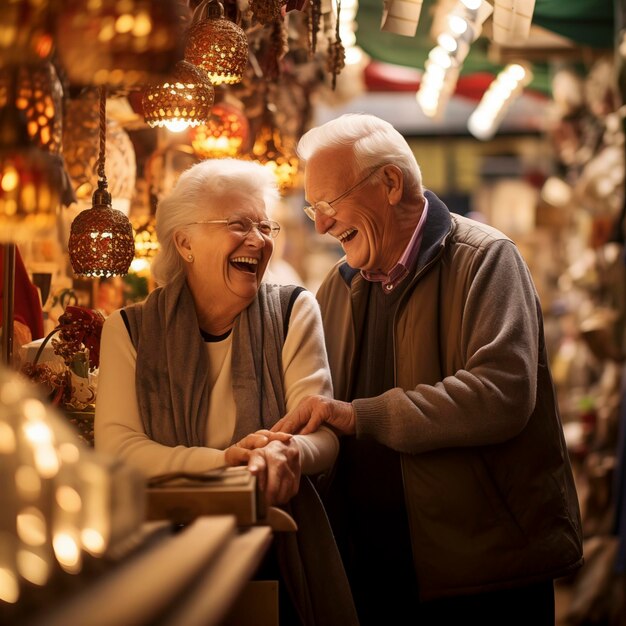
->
xmin=303 ymin=165 xmax=385 ymax=221
xmin=187 ymin=216 xmax=281 ymax=239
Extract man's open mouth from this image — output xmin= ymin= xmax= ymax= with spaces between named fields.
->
xmin=337 ymin=228 xmax=357 ymax=243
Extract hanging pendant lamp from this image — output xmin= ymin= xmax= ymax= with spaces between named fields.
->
xmin=0 ymin=68 xmax=62 ymax=243
xmin=250 ymin=104 xmax=299 ymax=194
xmin=55 ymin=0 xmax=185 ymax=88
xmin=184 ymin=0 xmax=248 ymax=86
xmin=142 ymin=60 xmax=214 ymax=132
xmin=68 ymin=89 xmax=134 ymax=278
xmin=189 ymin=100 xmax=249 ymax=159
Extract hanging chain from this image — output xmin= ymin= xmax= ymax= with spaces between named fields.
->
xmin=97 ymin=86 xmax=107 ymax=182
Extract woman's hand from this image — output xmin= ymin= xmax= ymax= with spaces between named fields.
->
xmin=224 ymin=429 xmax=293 ymax=466
xmin=271 ymin=395 xmax=356 ymax=436
xmin=247 ymin=439 xmax=301 ymax=505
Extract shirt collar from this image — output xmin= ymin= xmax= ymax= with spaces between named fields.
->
xmin=361 ymin=197 xmax=429 ymax=293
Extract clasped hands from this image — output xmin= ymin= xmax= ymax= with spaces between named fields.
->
xmin=224 ymin=396 xmax=355 ymax=505
xmin=225 ymin=430 xmax=301 ymax=506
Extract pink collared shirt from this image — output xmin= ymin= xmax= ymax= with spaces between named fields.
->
xmin=361 ymin=197 xmax=429 ymax=293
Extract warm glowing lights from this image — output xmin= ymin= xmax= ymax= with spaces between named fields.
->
xmin=0 ymin=421 xmax=16 ymax=454
xmin=23 ymin=419 xmax=52 ymax=446
xmin=184 ymin=0 xmax=248 ymax=86
xmin=417 ymin=0 xmax=492 ymax=120
xmin=133 ymin=216 xmax=159 ymax=260
xmin=56 ymin=0 xmax=184 ymax=88
xmin=0 ymin=567 xmax=19 ymax=604
xmin=56 ymin=486 xmax=82 ymax=514
xmin=16 ymin=508 xmax=47 ymax=547
xmin=250 ymin=121 xmax=300 ymax=194
xmin=58 ymin=442 xmax=80 ymax=464
xmin=81 ymin=528 xmax=106 ymax=555
xmin=17 ymin=550 xmax=49 ymax=586
xmin=15 ymin=465 xmax=41 ymax=501
xmin=0 ymin=366 xmax=145 ymax=608
xmin=142 ymin=60 xmax=215 ymax=132
xmin=468 ymin=63 xmax=533 ymax=140
xmin=189 ymin=102 xmax=249 ymax=159
xmin=52 ymin=532 xmax=81 ymax=573
xmin=0 ymin=149 xmax=61 ymax=243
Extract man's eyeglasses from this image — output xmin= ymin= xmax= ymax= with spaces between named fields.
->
xmin=303 ymin=165 xmax=384 ymax=221
xmin=187 ymin=216 xmax=281 ymax=239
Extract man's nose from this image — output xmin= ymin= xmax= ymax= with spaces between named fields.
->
xmin=315 ymin=211 xmax=335 ymax=234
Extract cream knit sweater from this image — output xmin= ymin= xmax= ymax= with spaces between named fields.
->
xmin=95 ymin=290 xmax=338 ymax=478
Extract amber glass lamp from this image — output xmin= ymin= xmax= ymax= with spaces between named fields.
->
xmin=0 ymin=76 xmax=61 ymax=243
xmin=0 ymin=62 xmax=63 ymax=155
xmin=55 ymin=0 xmax=185 ymax=88
xmin=184 ymin=0 xmax=248 ymax=86
xmin=250 ymin=110 xmax=299 ymax=194
xmin=69 ymin=90 xmax=134 ymax=278
xmin=142 ymin=61 xmax=214 ymax=133
xmin=189 ymin=101 xmax=249 ymax=159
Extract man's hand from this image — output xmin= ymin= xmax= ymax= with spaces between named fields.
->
xmin=247 ymin=439 xmax=301 ymax=505
xmin=224 ymin=429 xmax=292 ymax=466
xmin=270 ymin=395 xmax=356 ymax=436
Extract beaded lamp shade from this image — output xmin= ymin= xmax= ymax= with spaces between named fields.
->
xmin=250 ymin=116 xmax=299 ymax=194
xmin=142 ymin=61 xmax=214 ymax=132
xmin=55 ymin=0 xmax=185 ymax=88
xmin=0 ymin=0 xmax=54 ymax=67
xmin=68 ymin=90 xmax=134 ymax=278
xmin=69 ymin=200 xmax=135 ymax=277
xmin=184 ymin=0 xmax=248 ymax=86
xmin=0 ymin=62 xmax=63 ymax=155
xmin=63 ymin=90 xmax=136 ymax=204
xmin=189 ymin=101 xmax=249 ymax=159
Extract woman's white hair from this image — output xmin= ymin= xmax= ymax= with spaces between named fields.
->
xmin=151 ymin=158 xmax=279 ymax=287
xmin=297 ymin=113 xmax=423 ymax=198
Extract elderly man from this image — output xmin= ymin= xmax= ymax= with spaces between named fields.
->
xmin=272 ymin=113 xmax=583 ymax=626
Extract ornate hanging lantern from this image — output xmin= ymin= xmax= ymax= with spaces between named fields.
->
xmin=55 ymin=0 xmax=185 ymax=88
xmin=142 ymin=61 xmax=214 ymax=132
xmin=0 ymin=69 xmax=62 ymax=243
xmin=68 ymin=89 xmax=134 ymax=278
xmin=189 ymin=101 xmax=249 ymax=159
xmin=250 ymin=108 xmax=299 ymax=194
xmin=0 ymin=62 xmax=63 ymax=155
xmin=63 ymin=89 xmax=136 ymax=213
xmin=184 ymin=0 xmax=248 ymax=86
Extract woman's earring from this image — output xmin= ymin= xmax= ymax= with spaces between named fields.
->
xmin=187 ymin=254 xmax=194 ymax=262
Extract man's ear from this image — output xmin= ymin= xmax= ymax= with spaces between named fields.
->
xmin=173 ymin=229 xmax=192 ymax=260
xmin=382 ymin=164 xmax=403 ymax=205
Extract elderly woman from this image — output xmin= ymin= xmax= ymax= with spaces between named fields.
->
xmin=95 ymin=158 xmax=357 ymax=625
xmin=95 ymin=158 xmax=339 ymax=503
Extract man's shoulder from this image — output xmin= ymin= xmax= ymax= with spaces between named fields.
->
xmin=450 ymin=213 xmax=513 ymax=250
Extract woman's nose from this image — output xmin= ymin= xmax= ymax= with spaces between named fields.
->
xmin=244 ymin=227 xmax=266 ymax=246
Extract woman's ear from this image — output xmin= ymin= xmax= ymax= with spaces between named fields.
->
xmin=173 ymin=229 xmax=192 ymax=261
xmin=382 ymin=164 xmax=403 ymax=205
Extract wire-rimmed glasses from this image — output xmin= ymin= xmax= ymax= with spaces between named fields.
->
xmin=303 ymin=165 xmax=385 ymax=221
xmin=187 ymin=215 xmax=281 ymax=239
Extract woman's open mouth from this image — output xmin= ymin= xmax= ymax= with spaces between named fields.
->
xmin=229 ymin=256 xmax=258 ymax=274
